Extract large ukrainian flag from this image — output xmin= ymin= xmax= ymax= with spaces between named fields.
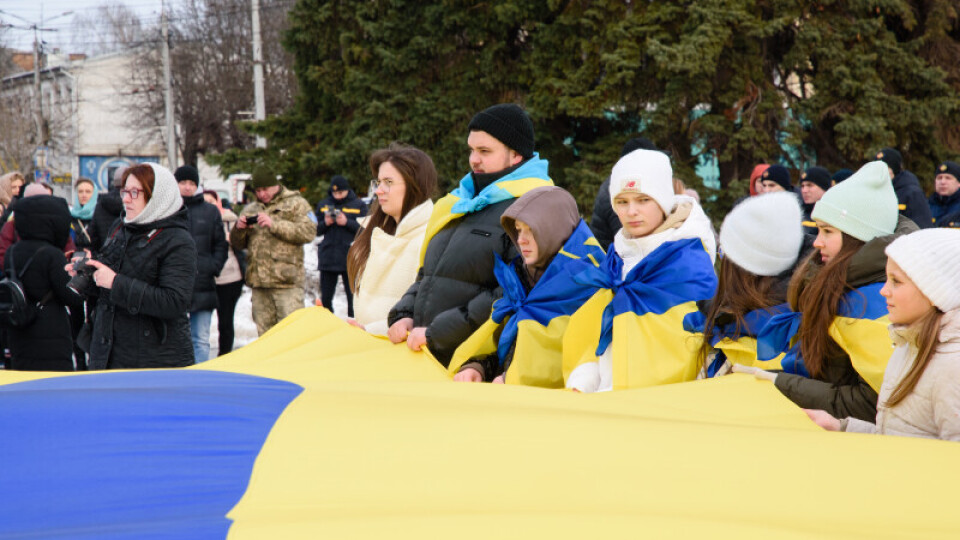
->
xmin=2 ymin=307 xmax=959 ymax=539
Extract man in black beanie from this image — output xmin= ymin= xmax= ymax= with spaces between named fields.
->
xmin=799 ymin=166 xmax=832 ymax=234
xmin=175 ymin=165 xmax=228 ymax=362
xmin=876 ymin=147 xmax=933 ymax=228
xmin=589 ymin=137 xmax=664 ymax=250
xmin=387 ymin=103 xmax=553 ymax=368
xmin=315 ymin=174 xmax=367 ymax=317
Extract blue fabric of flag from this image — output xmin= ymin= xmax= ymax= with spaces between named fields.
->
xmin=491 ymin=220 xmax=603 ymax=366
xmin=0 ymin=370 xmax=301 ymax=540
xmin=574 ymin=237 xmax=717 ymax=357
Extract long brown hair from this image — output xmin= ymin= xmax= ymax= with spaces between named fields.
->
xmin=346 ymin=143 xmax=437 ymax=293
xmin=698 ymin=257 xmax=788 ymax=371
xmin=787 ymin=232 xmax=865 ymax=378
xmin=885 ymin=308 xmax=943 ymax=407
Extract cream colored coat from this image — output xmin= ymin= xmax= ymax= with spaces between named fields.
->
xmin=354 ymin=200 xmax=433 ymax=336
xmin=844 ymin=309 xmax=960 ymax=441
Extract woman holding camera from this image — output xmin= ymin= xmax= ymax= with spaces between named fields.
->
xmin=315 ymin=175 xmax=368 ymax=317
xmin=70 ymin=163 xmax=197 ymax=370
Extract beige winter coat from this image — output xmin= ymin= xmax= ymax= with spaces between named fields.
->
xmin=353 ymin=200 xmax=433 ymax=336
xmin=843 ymin=309 xmax=960 ymax=441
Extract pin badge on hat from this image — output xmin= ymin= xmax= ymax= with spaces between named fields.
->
xmin=941 ymin=164 xmax=948 ymax=172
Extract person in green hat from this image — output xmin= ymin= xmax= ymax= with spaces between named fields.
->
xmin=755 ymin=160 xmax=919 ymax=422
xmin=229 ymin=166 xmax=315 ymax=335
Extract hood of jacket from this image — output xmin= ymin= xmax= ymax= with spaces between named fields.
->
xmin=183 ymin=193 xmax=208 ymax=208
xmin=501 ymin=186 xmax=580 ymax=284
xmin=892 ymin=170 xmax=922 ymax=192
xmin=847 ymin=214 xmax=919 ymax=288
xmin=98 ymin=189 xmax=124 ymax=217
xmin=890 ymin=308 xmax=960 ymax=352
xmin=14 ymin=195 xmax=72 ymax=248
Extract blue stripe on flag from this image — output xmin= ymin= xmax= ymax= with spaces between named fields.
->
xmin=0 ymin=370 xmax=302 ymax=539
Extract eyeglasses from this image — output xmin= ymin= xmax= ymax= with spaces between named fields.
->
xmin=120 ymin=188 xmax=143 ymax=199
xmin=372 ymin=178 xmax=395 ymax=193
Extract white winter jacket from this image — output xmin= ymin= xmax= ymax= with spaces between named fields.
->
xmin=353 ymin=200 xmax=433 ymax=336
xmin=843 ymin=309 xmax=960 ymax=441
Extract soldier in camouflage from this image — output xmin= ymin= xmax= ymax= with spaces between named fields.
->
xmin=230 ymin=166 xmax=315 ymax=335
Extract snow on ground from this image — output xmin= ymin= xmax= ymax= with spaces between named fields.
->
xmin=208 ymin=237 xmax=350 ymax=358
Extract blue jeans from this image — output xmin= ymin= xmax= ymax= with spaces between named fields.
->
xmin=189 ymin=310 xmax=213 ymax=363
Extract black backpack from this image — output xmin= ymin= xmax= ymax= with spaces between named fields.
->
xmin=0 ymin=248 xmax=53 ymax=328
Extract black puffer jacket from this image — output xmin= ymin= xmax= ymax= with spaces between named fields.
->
xmin=4 ymin=196 xmax=83 ymax=371
xmin=389 ymin=197 xmax=518 ymax=367
xmin=88 ymin=207 xmax=197 ymax=370
xmin=893 ymin=170 xmax=933 ymax=229
xmin=89 ymin=189 xmax=123 ymax=254
xmin=183 ymin=194 xmax=228 ymax=311
xmin=315 ymin=188 xmax=367 ymax=272
xmin=589 ymin=178 xmax=620 ymax=251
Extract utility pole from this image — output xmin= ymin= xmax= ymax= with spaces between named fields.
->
xmin=32 ymin=28 xmax=44 ymax=146
xmin=251 ymin=0 xmax=266 ymax=148
xmin=161 ymin=0 xmax=177 ymax=166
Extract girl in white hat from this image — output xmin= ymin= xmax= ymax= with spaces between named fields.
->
xmin=563 ymin=149 xmax=717 ymax=393
xmin=806 ymin=228 xmax=960 ymax=440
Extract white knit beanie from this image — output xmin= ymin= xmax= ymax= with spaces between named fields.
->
xmin=811 ymin=160 xmax=898 ymax=242
xmin=125 ymin=163 xmax=183 ymax=225
xmin=719 ymin=192 xmax=804 ymax=276
xmin=885 ymin=229 xmax=960 ymax=312
xmin=609 ymin=149 xmax=675 ymax=215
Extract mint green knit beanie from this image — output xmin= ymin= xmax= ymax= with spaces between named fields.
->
xmin=811 ymin=160 xmax=898 ymax=242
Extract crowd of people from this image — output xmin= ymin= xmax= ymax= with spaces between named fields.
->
xmin=2 ymin=102 xmax=959 ymax=443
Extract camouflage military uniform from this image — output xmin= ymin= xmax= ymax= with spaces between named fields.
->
xmin=230 ymin=186 xmax=315 ymax=335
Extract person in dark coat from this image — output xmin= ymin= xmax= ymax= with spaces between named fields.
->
xmin=928 ymin=161 xmax=960 ymax=227
xmin=3 ymin=194 xmax=83 ymax=371
xmin=590 ymin=137 xmax=663 ymax=251
xmin=89 ymin=166 xmax=128 ymax=255
xmin=315 ymin=175 xmax=367 ymax=317
xmin=175 ymin=165 xmax=228 ymax=363
xmin=387 ymin=103 xmax=553 ymax=367
xmin=799 ymin=166 xmax=831 ymax=235
xmin=68 ymin=176 xmax=99 ymax=368
xmin=73 ymin=162 xmax=197 ymax=370
xmin=876 ymin=147 xmax=933 ymax=229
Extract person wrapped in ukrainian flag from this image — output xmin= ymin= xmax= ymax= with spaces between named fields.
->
xmin=448 ymin=186 xmax=605 ymax=387
xmin=684 ymin=192 xmax=810 ymax=377
xmin=756 ymin=161 xmax=919 ymax=422
xmin=563 ymin=149 xmax=718 ymax=393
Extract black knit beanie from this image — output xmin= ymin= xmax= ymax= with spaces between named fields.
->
xmin=876 ymin=148 xmax=902 ymax=175
xmin=800 ymin=166 xmax=831 ymax=192
xmin=174 ymin=165 xmax=200 ymax=186
xmin=330 ymin=175 xmax=350 ymax=191
xmin=832 ymin=169 xmax=853 ymax=184
xmin=467 ymin=104 xmax=535 ymax=159
xmin=937 ymin=161 xmax=960 ymax=182
xmin=761 ymin=165 xmax=793 ymax=191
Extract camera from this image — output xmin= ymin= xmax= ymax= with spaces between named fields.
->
xmin=67 ymin=252 xmax=96 ymax=295
xmin=243 ymin=214 xmax=259 ymax=226
xmin=325 ymin=208 xmax=342 ymax=219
